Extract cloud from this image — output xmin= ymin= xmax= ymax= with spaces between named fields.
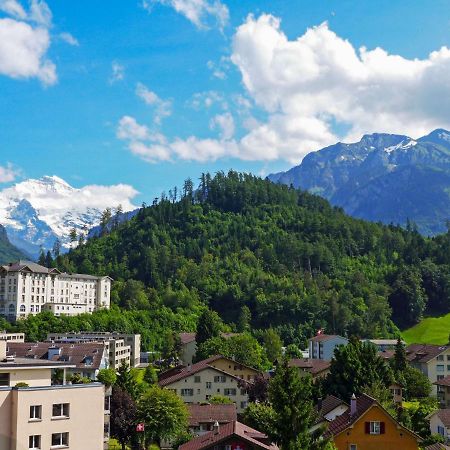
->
xmin=210 ymin=112 xmax=235 ymax=140
xmin=142 ymin=0 xmax=229 ymax=30
xmin=0 ymin=163 xmax=18 ymax=183
xmin=59 ymin=32 xmax=79 ymax=46
xmin=189 ymin=90 xmax=227 ymax=110
xmin=29 ymin=0 xmax=51 ymax=27
xmin=0 ymin=18 xmax=56 ymax=85
xmin=136 ymin=82 xmax=172 ymax=124
xmin=0 ymin=0 xmax=27 ymax=19
xmin=109 ymin=61 xmax=124 ymax=84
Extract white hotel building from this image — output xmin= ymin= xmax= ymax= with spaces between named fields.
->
xmin=0 ymin=261 xmax=111 ymax=321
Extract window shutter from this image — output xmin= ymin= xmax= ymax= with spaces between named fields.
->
xmin=380 ymin=422 xmax=385 ymax=434
xmin=365 ymin=422 xmax=370 ymax=434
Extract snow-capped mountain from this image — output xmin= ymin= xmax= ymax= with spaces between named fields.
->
xmin=0 ymin=176 xmax=138 ymax=258
xmin=268 ymin=129 xmax=450 ymax=236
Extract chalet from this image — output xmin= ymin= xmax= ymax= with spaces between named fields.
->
xmin=188 ymin=404 xmax=237 ymax=436
xmin=428 ymin=409 xmax=450 ymax=444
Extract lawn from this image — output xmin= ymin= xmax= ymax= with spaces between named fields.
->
xmin=402 ymin=313 xmax=450 ymax=345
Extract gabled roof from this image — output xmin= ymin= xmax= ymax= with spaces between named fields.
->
xmin=425 ymin=444 xmax=450 ymax=450
xmin=434 ymin=375 xmax=450 ymax=387
xmin=289 ymin=358 xmax=330 ymax=375
xmin=7 ymin=342 xmax=106 ymax=370
xmin=2 ymin=260 xmax=61 ymax=275
xmin=159 ymin=355 xmax=260 ymax=387
xmin=406 ymin=344 xmax=449 ymax=363
xmin=179 ymin=421 xmax=279 ymax=450
xmin=188 ymin=404 xmax=237 ymax=427
xmin=317 ymin=395 xmax=348 ymax=419
xmin=324 ymin=394 xmax=421 ymax=441
xmin=309 ymin=334 xmax=346 ymax=343
xmin=433 ymin=409 xmax=450 ymax=428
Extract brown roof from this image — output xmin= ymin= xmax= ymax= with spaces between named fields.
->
xmin=179 ymin=421 xmax=278 ymax=450
xmin=325 ymin=394 xmax=420 ymax=442
xmin=435 ymin=376 xmax=450 ymax=387
xmin=318 ymin=395 xmax=347 ymax=419
xmin=425 ymin=444 xmax=450 ymax=450
xmin=188 ymin=404 xmax=237 ymax=427
xmin=406 ymin=344 xmax=449 ymax=363
xmin=1 ymin=260 xmax=60 ymax=274
xmin=180 ymin=333 xmax=197 ymax=345
xmin=309 ymin=334 xmax=341 ymax=343
xmin=7 ymin=342 xmax=106 ymax=370
xmin=436 ymin=410 xmax=450 ymax=428
xmin=289 ymin=358 xmax=331 ymax=375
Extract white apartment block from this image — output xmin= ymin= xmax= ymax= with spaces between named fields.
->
xmin=0 ymin=260 xmax=111 ymax=321
xmin=0 ymin=331 xmax=25 ymax=342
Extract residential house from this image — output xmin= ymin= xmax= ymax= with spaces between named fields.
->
xmin=435 ymin=376 xmax=450 ymax=408
xmin=0 ymin=340 xmax=106 ymax=450
xmin=288 ymin=358 xmax=331 ymax=380
xmin=188 ymin=404 xmax=237 ymax=436
xmin=362 ymin=339 xmax=404 ymax=352
xmin=0 ymin=260 xmax=111 ymax=321
xmin=308 ymin=334 xmax=349 ymax=360
xmin=311 ymin=395 xmax=348 ymax=432
xmin=424 ymin=444 xmax=450 ymax=450
xmin=406 ymin=344 xmax=450 ymax=395
xmin=325 ymin=393 xmax=421 ymax=450
xmin=7 ymin=341 xmax=109 ymax=380
xmin=428 ymin=410 xmax=450 ymax=444
xmin=159 ymin=355 xmax=259 ymax=413
xmin=179 ymin=421 xmax=279 ymax=450
xmin=0 ymin=330 xmax=25 ymax=342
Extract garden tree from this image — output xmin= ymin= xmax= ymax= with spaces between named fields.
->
xmin=69 ymin=373 xmax=90 ymax=384
xmin=97 ymin=368 xmax=117 ymax=387
xmin=392 ymin=337 xmax=407 ymax=373
xmin=325 ymin=338 xmax=393 ymax=401
xmin=284 ymin=344 xmax=302 ymax=359
xmin=388 ymin=266 xmax=426 ymax=326
xmin=194 ymin=336 xmax=228 ymax=362
xmin=110 ymin=386 xmax=138 ymax=450
xmin=362 ymin=380 xmax=396 ymax=415
xmin=209 ymin=395 xmax=234 ymax=404
xmin=402 ymin=366 xmax=432 ymax=399
xmin=160 ymin=330 xmax=182 ymax=363
xmin=196 ymin=309 xmax=222 ymax=345
xmin=240 ymin=373 xmax=270 ymax=403
xmin=269 ymin=358 xmax=331 ymax=450
xmin=143 ymin=365 xmax=158 ymax=385
xmin=406 ymin=397 xmax=439 ymax=438
xmin=139 ymin=385 xmax=188 ymax=446
xmin=116 ymin=361 xmax=140 ymax=400
xmin=262 ymin=328 xmax=283 ymax=363
xmin=243 ymin=402 xmax=277 ymax=437
xmin=237 ymin=305 xmax=252 ymax=332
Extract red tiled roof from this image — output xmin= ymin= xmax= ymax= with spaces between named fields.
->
xmin=188 ymin=404 xmax=237 ymax=427
xmin=7 ymin=342 xmax=106 ymax=370
xmin=179 ymin=421 xmax=278 ymax=450
xmin=309 ymin=334 xmax=340 ymax=343
xmin=289 ymin=358 xmax=330 ymax=375
xmin=425 ymin=444 xmax=450 ymax=450
xmin=180 ymin=333 xmax=197 ymax=345
xmin=436 ymin=409 xmax=450 ymax=428
xmin=406 ymin=344 xmax=449 ymax=363
xmin=435 ymin=376 xmax=450 ymax=387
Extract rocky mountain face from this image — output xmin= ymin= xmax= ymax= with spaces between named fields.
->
xmin=0 ymin=176 xmax=127 ymax=258
xmin=268 ymin=129 xmax=450 ymax=235
xmin=0 ymin=224 xmax=26 ymax=264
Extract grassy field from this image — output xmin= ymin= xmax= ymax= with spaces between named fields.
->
xmin=402 ymin=313 xmax=450 ymax=345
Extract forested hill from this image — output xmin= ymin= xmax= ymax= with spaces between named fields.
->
xmin=56 ymin=171 xmax=450 ymax=344
xmin=0 ymin=224 xmax=27 ymax=264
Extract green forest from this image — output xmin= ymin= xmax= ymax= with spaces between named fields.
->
xmin=4 ymin=172 xmax=450 ymax=351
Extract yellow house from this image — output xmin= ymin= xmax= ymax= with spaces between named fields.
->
xmin=326 ymin=394 xmax=421 ymax=450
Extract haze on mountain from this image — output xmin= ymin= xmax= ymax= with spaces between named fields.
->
xmin=269 ymin=129 xmax=450 ymax=236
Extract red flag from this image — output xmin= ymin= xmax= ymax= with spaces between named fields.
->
xmin=136 ymin=423 xmax=145 ymax=432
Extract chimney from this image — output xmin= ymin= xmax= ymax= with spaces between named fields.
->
xmin=350 ymin=394 xmax=357 ymax=416
xmin=213 ymin=421 xmax=220 ymax=434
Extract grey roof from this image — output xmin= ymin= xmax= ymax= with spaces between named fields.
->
xmin=1 ymin=260 xmax=60 ymax=274
xmin=0 ymin=356 xmax=74 ymax=369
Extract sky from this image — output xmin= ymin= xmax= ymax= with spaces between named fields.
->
xmin=0 ymin=0 xmax=449 ymax=209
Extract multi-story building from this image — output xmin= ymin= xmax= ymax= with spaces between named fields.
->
xmin=7 ymin=341 xmax=109 ymax=380
xmin=428 ymin=409 xmax=450 ymax=444
xmin=308 ymin=334 xmax=349 ymax=360
xmin=406 ymin=344 xmax=450 ymax=395
xmin=0 ymin=330 xmax=25 ymax=342
xmin=0 ymin=340 xmax=106 ymax=450
xmin=435 ymin=376 xmax=450 ymax=408
xmin=47 ymin=331 xmax=141 ymax=368
xmin=288 ymin=358 xmax=331 ymax=380
xmin=159 ymin=355 xmax=260 ymax=413
xmin=0 ymin=260 xmax=111 ymax=321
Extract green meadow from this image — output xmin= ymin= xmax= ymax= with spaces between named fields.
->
xmin=402 ymin=313 xmax=450 ymax=345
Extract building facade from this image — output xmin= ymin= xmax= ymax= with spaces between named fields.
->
xmin=308 ymin=334 xmax=349 ymax=360
xmin=0 ymin=261 xmax=111 ymax=321
xmin=428 ymin=410 xmax=450 ymax=444
xmin=0 ymin=331 xmax=25 ymax=342
xmin=0 ymin=340 xmax=106 ymax=450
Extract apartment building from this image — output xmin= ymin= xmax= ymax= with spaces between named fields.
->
xmin=406 ymin=344 xmax=450 ymax=395
xmin=7 ymin=341 xmax=109 ymax=380
xmin=47 ymin=331 xmax=141 ymax=368
xmin=0 ymin=260 xmax=111 ymax=321
xmin=188 ymin=404 xmax=237 ymax=436
xmin=308 ymin=334 xmax=349 ymax=360
xmin=0 ymin=330 xmax=25 ymax=342
xmin=435 ymin=376 xmax=450 ymax=408
xmin=159 ymin=355 xmax=260 ymax=413
xmin=0 ymin=340 xmax=106 ymax=450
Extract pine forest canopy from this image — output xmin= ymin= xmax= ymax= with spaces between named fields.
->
xmin=42 ymin=171 xmax=450 ymax=348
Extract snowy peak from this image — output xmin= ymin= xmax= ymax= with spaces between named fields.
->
xmin=384 ymin=139 xmax=417 ymax=154
xmin=418 ymin=128 xmax=450 ymax=147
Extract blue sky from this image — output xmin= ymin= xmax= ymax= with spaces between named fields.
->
xmin=0 ymin=0 xmax=449 ymax=207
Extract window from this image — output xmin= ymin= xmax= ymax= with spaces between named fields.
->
xmin=437 ymin=365 xmax=445 ymax=372
xmin=52 ymin=403 xmax=70 ymax=418
xmin=51 ymin=432 xmax=69 ymax=448
xmin=206 ymin=382 xmax=212 ymax=389
xmin=29 ymin=435 xmax=41 ymax=449
xmin=437 ymin=355 xmax=444 ymax=361
xmin=224 ymin=388 xmax=236 ymax=396
xmin=366 ymin=421 xmax=385 ymax=435
xmin=194 ymin=376 xmax=201 ymax=383
xmin=0 ymin=373 xmax=9 ymax=386
xmin=438 ymin=425 xmax=445 ymax=436
xmin=240 ymin=401 xmax=247 ymax=409
xmin=181 ymin=389 xmax=193 ymax=397
xmin=29 ymin=405 xmax=42 ymax=420
xmin=214 ymin=375 xmax=226 ymax=383
xmin=350 ymin=445 xmax=357 ymax=450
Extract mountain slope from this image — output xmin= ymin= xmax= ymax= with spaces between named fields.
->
xmin=0 ymin=224 xmax=27 ymax=264
xmin=268 ymin=129 xmax=450 ymax=235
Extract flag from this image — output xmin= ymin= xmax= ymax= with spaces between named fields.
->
xmin=136 ymin=423 xmax=145 ymax=432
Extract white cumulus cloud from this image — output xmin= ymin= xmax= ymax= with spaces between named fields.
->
xmin=210 ymin=112 xmax=235 ymax=140
xmin=136 ymin=82 xmax=172 ymax=124
xmin=0 ymin=163 xmax=18 ymax=183
xmin=59 ymin=32 xmax=79 ymax=46
xmin=142 ymin=0 xmax=228 ymax=30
